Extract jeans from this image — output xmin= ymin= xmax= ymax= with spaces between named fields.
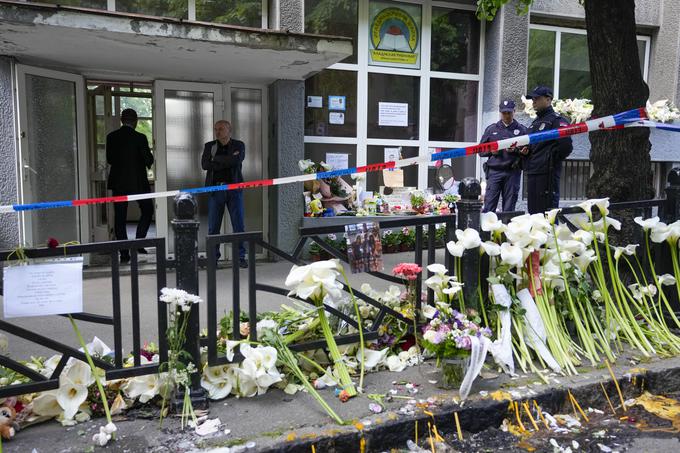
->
xmin=482 ymin=169 xmax=521 ymax=213
xmin=208 ymin=190 xmax=245 ymax=260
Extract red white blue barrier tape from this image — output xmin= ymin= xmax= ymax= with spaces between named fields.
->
xmin=0 ymin=107 xmax=670 ymax=215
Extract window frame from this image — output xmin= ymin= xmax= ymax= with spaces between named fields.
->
xmin=529 ymin=23 xmax=651 ymax=99
xmin=303 ymin=0 xmax=485 ymax=191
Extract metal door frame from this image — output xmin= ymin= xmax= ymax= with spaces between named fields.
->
xmin=15 ymin=64 xmax=89 ymax=247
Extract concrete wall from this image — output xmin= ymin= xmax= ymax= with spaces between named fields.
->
xmin=268 ymin=79 xmax=304 ymax=254
xmin=276 ymin=0 xmax=303 ymax=32
xmin=0 ymin=56 xmax=19 ymax=250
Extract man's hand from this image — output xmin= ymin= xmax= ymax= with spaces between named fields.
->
xmin=519 ymin=146 xmax=529 ymax=155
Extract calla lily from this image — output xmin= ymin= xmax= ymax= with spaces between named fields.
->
xmin=61 ymin=360 xmax=95 ymax=388
xmin=122 ymin=373 xmax=159 ymax=403
xmin=480 ymin=241 xmax=501 ymax=256
xmin=360 ymin=348 xmax=388 ymax=370
xmin=577 ymin=198 xmax=610 ymax=217
xmin=427 ymin=263 xmax=448 ymax=275
xmin=32 ymin=391 xmax=63 ymax=417
xmin=316 ymin=368 xmax=339 ymax=388
xmin=40 ymin=354 xmax=63 ymax=378
xmin=546 ymin=208 xmax=561 ymax=225
xmin=558 ymin=240 xmax=586 ymax=256
xmin=443 ymin=285 xmax=463 ymax=297
xmin=225 ymin=340 xmax=239 ymax=362
xmin=285 ymin=260 xmax=343 ymax=300
xmin=259 ymin=346 xmax=278 ymax=370
xmin=650 ymin=222 xmax=670 ymax=243
xmin=574 ymin=249 xmax=597 ymax=274
xmin=500 ymin=243 xmax=524 ymax=267
xmin=529 ymin=213 xmax=551 ymax=232
xmin=481 ymin=212 xmax=505 ymax=233
xmin=455 ymin=228 xmax=481 ymax=249
xmin=554 ymin=224 xmax=572 ymax=241
xmin=573 ymin=229 xmax=594 ymax=246
xmin=634 ymin=216 xmax=660 ymax=230
xmin=386 ymin=355 xmax=406 ymax=372
xmin=658 ymin=274 xmax=677 ymax=286
xmin=256 ymin=319 xmax=278 ymax=337
xmin=446 ymin=240 xmax=465 ymax=257
xmin=421 ymin=304 xmax=437 ymax=319
xmin=80 ymin=336 xmax=113 ymax=358
xmin=56 ymin=379 xmax=88 ymax=420
xmin=424 ymin=274 xmax=448 ymax=290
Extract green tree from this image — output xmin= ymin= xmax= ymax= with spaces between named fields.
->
xmin=478 ymin=0 xmax=653 ymax=204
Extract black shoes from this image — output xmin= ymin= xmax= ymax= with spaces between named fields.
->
xmin=239 ymin=259 xmax=249 ymax=269
xmin=120 ymin=253 xmax=130 ymax=264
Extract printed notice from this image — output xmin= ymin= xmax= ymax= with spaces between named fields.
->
xmin=3 ymin=258 xmax=84 ymax=318
xmin=326 ymin=153 xmax=349 ymax=170
xmin=307 ymin=96 xmax=322 ymax=108
xmin=328 ymin=96 xmax=346 ymax=111
xmin=378 ymin=102 xmax=408 ymax=127
xmin=329 ymin=112 xmax=345 ymax=125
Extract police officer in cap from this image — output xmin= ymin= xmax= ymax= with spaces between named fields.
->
xmin=480 ymin=99 xmax=527 ymax=213
xmin=520 ymin=86 xmax=573 ymax=214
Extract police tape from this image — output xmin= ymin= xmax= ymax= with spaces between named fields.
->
xmin=0 ymin=107 xmax=672 ymax=215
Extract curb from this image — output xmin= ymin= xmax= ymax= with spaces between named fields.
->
xmin=251 ymin=359 xmax=680 ymax=452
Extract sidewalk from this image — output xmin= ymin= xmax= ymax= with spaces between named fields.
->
xmin=5 ymin=352 xmax=680 ymax=452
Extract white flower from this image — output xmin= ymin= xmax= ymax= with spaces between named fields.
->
xmin=658 ymin=274 xmax=676 ymax=286
xmin=558 ymin=240 xmax=586 ymax=256
xmin=574 ymin=249 xmax=597 ymax=274
xmin=446 ymin=240 xmax=465 ymax=257
xmin=427 ymin=263 xmax=448 ymax=275
xmin=424 ymin=274 xmax=448 ymax=290
xmin=573 ymin=229 xmax=594 ymax=246
xmin=122 ymin=374 xmax=159 ymax=403
xmin=500 ymin=243 xmax=524 ymax=267
xmin=256 ymin=319 xmax=278 ymax=337
xmin=298 ymin=159 xmax=314 ymax=172
xmin=40 ymin=354 xmax=63 ymax=378
xmin=546 ymin=209 xmax=561 ymax=225
xmin=521 ymin=96 xmax=537 ymax=119
xmin=577 ymin=198 xmax=610 ymax=217
xmin=285 ymin=260 xmax=343 ymax=300
xmin=421 ymin=304 xmax=437 ymax=319
xmin=386 ymin=355 xmax=406 ymax=372
xmin=160 ymin=287 xmax=202 ymax=312
xmin=103 ymin=422 xmax=117 ymax=434
xmin=650 ymin=222 xmax=670 ymax=243
xmin=56 ymin=379 xmax=88 ymax=420
xmin=61 ymin=360 xmax=94 ymax=388
xmin=92 ymin=427 xmax=112 ymax=447
xmin=80 ymin=336 xmax=112 ymax=358
xmin=443 ymin=285 xmax=463 ymax=297
xmin=480 ymin=241 xmax=501 ymax=256
xmin=455 ymin=228 xmax=481 ymax=249
xmin=634 ymin=216 xmax=660 ymax=230
xmin=647 ymin=99 xmax=680 ymax=123
xmin=32 ymin=391 xmax=62 ymax=417
xmin=423 ymin=330 xmax=438 ymax=343
xmin=481 ymin=212 xmax=505 ymax=233
xmin=360 ymin=348 xmax=389 ymax=370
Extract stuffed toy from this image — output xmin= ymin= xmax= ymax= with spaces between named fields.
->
xmin=0 ymin=405 xmax=16 ymax=440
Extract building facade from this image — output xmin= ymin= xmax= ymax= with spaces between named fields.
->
xmin=0 ymin=0 xmax=678 ymax=254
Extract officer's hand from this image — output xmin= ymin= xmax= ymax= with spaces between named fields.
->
xmin=491 ymin=149 xmax=500 ymax=155
xmin=519 ymin=146 xmax=529 ymax=155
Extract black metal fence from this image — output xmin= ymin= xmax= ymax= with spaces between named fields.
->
xmin=2 ymin=168 xmax=679 ymax=404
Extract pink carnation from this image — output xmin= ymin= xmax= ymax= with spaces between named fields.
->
xmin=393 ymin=263 xmax=422 ymax=281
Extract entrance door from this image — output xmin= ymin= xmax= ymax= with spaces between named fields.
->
xmin=154 ymin=81 xmax=223 ymax=254
xmin=16 ymin=65 xmax=88 ymax=247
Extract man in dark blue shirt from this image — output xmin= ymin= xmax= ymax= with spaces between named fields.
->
xmin=520 ymin=86 xmax=573 ymax=214
xmin=480 ymin=99 xmax=527 ymax=213
xmin=201 ymin=120 xmax=247 ymax=268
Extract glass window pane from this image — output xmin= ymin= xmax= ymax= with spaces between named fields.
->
xmin=304 ymin=143 xmax=356 ymax=186
xmin=36 ymin=0 xmax=107 ymax=8
xmin=119 ymin=96 xmax=152 ymax=118
xmin=116 ymin=0 xmax=187 ymax=19
xmin=196 ymin=0 xmax=262 ymax=28
xmin=527 ymin=29 xmax=555 ymax=92
xmin=305 ymin=69 xmax=357 ymax=137
xmin=305 ymin=0 xmax=358 ymax=64
xmin=637 ymin=39 xmax=647 ymax=78
xmin=431 ymin=8 xmax=480 ymax=73
xmin=559 ymin=32 xmax=591 ymax=99
xmin=366 ymin=146 xmax=418 ymax=194
xmin=429 ymin=79 xmax=478 ymax=142
xmin=367 ymin=73 xmax=419 ymax=139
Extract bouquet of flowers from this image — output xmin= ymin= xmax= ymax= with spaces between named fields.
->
xmin=646 ymin=99 xmax=680 ymax=123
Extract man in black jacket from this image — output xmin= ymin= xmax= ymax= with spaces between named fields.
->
xmin=479 ymin=99 xmax=527 ymax=213
xmin=106 ymin=108 xmax=154 ymax=263
xmin=521 ymin=86 xmax=573 ymax=214
xmin=201 ymin=120 xmax=247 ymax=268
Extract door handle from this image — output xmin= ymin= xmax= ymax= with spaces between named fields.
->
xmin=23 ymin=164 xmax=38 ymax=175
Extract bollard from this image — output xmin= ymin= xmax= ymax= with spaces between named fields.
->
xmin=172 ymin=193 xmax=208 ymax=409
xmin=457 ymin=178 xmax=483 ymax=312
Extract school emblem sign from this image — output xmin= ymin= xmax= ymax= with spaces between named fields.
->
xmin=369 ymin=2 xmax=421 ymax=69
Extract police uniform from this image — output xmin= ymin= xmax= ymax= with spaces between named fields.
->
xmin=480 ymin=100 xmax=527 ymax=213
xmin=523 ymin=86 xmax=573 ymax=214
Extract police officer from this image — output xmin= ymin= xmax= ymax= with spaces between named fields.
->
xmin=521 ymin=86 xmax=573 ymax=214
xmin=480 ymin=99 xmax=527 ymax=213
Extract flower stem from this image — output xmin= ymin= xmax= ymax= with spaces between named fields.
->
xmin=338 ymin=267 xmax=365 ymax=392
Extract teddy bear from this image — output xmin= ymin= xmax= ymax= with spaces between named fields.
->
xmin=0 ymin=405 xmax=16 ymax=440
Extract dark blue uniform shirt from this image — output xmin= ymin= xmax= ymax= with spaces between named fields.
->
xmin=479 ymin=119 xmax=527 ymax=171
xmin=524 ymin=106 xmax=573 ymax=175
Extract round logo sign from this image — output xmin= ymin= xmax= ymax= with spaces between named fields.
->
xmin=371 ymin=7 xmax=419 ymax=53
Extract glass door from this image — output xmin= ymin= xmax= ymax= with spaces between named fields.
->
xmin=153 ymin=81 xmax=223 ymax=255
xmin=16 ymin=65 xmax=88 ymax=247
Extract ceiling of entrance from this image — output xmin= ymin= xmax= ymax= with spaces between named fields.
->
xmin=0 ymin=2 xmax=352 ymax=83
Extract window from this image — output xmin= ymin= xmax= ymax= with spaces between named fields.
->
xmin=305 ymin=0 xmax=358 ymax=64
xmin=196 ymin=0 xmax=262 ymax=28
xmin=528 ymin=25 xmax=650 ymax=99
xmin=431 ymin=8 xmax=480 ymax=74
xmin=305 ymin=70 xmax=358 ymax=137
xmin=429 ymin=79 xmax=478 ymax=142
xmin=38 ymin=0 xmax=108 ymax=8
xmin=366 ymin=146 xmax=418 ymax=193
xmin=115 ymin=0 xmax=188 ymax=19
xmin=367 ymin=73 xmax=420 ymax=140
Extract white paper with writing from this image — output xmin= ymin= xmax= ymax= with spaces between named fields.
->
xmin=378 ymin=102 xmax=408 ymax=127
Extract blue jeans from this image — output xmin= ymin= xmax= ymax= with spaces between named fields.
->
xmin=208 ymin=190 xmax=245 ymax=260
xmin=483 ymin=169 xmax=521 ymax=213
